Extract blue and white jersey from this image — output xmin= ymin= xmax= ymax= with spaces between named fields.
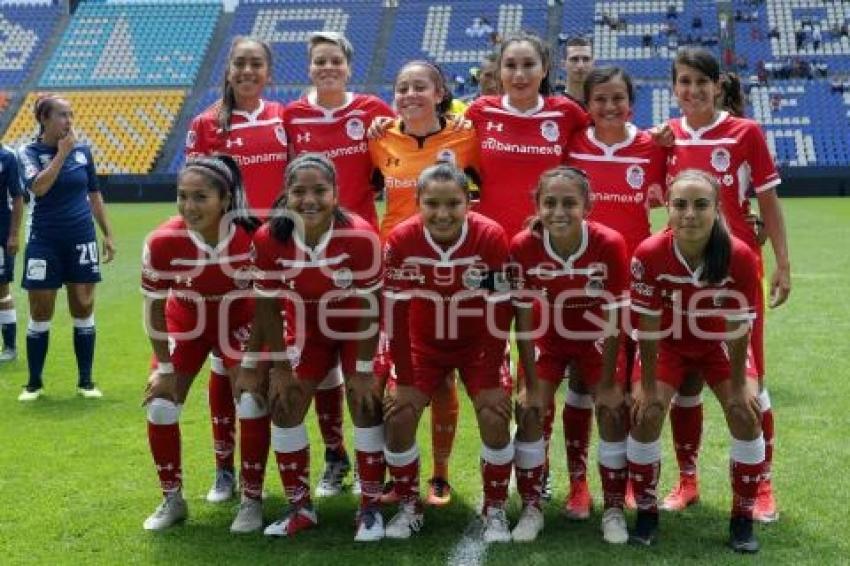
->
xmin=18 ymin=142 xmax=98 ymax=239
xmin=0 ymin=144 xmax=22 ymax=238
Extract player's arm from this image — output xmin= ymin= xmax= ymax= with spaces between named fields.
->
xmin=89 ymin=192 xmax=116 ymax=263
xmin=755 ymin=188 xmax=790 ymax=307
xmin=30 ymin=130 xmax=77 ymax=197
xmin=6 ymin=194 xmax=23 ymax=256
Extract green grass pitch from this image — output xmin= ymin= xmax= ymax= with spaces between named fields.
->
xmin=0 ymin=198 xmax=848 ymax=565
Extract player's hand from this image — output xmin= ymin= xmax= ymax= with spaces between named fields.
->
xmin=382 ymin=385 xmax=399 ymax=421
xmin=476 ymin=387 xmax=512 ymax=422
xmin=595 ymin=382 xmax=626 ymax=433
xmin=367 ymin=116 xmax=393 ymax=140
xmin=726 ymin=385 xmax=761 ymax=429
xmin=143 ymin=369 xmax=176 ymax=405
xmin=268 ymin=364 xmax=301 ymax=415
xmin=631 ymin=384 xmax=664 ymax=428
xmin=516 ymin=382 xmax=544 ymax=430
xmin=57 ymin=127 xmax=77 ymax=156
xmin=6 ymin=234 xmax=19 ymax=257
xmin=745 ymin=213 xmax=768 ymax=246
xmin=348 ymin=371 xmax=381 ymax=419
xmin=102 ymin=235 xmax=116 ymax=264
xmin=649 ymin=122 xmax=674 ymax=147
xmin=769 ymin=263 xmax=791 ymax=308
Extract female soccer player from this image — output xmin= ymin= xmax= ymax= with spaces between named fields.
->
xmin=382 ymin=163 xmax=514 ymax=542
xmin=560 ymin=66 xmax=667 ymax=518
xmin=510 ymin=167 xmax=629 ymax=543
xmin=662 ymin=48 xmax=790 ymax=522
xmin=236 ymin=153 xmax=385 ymax=540
xmin=369 ymin=59 xmax=480 ymax=506
xmin=628 ymin=169 xmax=765 ymax=553
xmin=141 ymin=154 xmax=260 ymax=530
xmin=284 ymin=33 xmax=394 ymax=497
xmin=17 ymin=94 xmax=115 ymax=401
xmin=0 ymin=144 xmax=23 ymax=362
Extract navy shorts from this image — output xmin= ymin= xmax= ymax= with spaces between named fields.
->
xmin=23 ymin=232 xmax=102 ymax=290
xmin=0 ymin=242 xmax=13 ymax=284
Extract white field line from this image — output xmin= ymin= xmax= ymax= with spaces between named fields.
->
xmin=446 ymin=515 xmax=487 ymax=566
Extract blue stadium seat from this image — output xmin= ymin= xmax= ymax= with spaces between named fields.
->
xmin=0 ymin=3 xmax=63 ymax=88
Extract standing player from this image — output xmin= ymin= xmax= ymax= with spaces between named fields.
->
xmin=0 ymin=144 xmax=23 ymax=362
xmin=285 ymin=32 xmax=393 ymax=498
xmin=17 ymin=94 xmax=115 ymax=401
xmin=663 ymin=48 xmax=790 ymax=523
xmin=369 ymin=60 xmax=480 ymax=507
xmin=141 ymin=155 xmax=260 ymax=530
xmin=510 ymin=167 xmax=630 ymax=543
xmin=560 ymin=66 xmax=667 ymax=518
xmin=628 ymin=169 xmax=765 ymax=553
xmin=561 ymin=36 xmax=595 ymax=104
xmin=382 ymin=163 xmax=514 ymax=542
xmin=238 ymin=153 xmax=385 ymax=540
xmin=186 ymin=36 xmax=288 ymax=513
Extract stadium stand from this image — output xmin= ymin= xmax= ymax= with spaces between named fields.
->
xmin=0 ymin=2 xmax=63 ymax=88
xmin=38 ymin=1 xmax=221 ymax=87
xmin=2 ymin=90 xmax=186 ymax=174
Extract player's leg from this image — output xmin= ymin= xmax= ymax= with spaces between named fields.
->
xmin=426 ymin=371 xmax=459 ymax=506
xmin=750 ymin=296 xmax=778 ymax=523
xmin=314 ymin=365 xmax=352 ymax=498
xmin=205 ymin=354 xmax=236 ymax=503
xmin=20 ymin=237 xmax=59 ymax=400
xmin=0 ymin=250 xmax=18 ymax=360
xmin=662 ymin=371 xmax=704 ymax=511
xmin=67 ymin=282 xmax=101 ymax=397
xmin=563 ymin=371 xmax=595 ymax=520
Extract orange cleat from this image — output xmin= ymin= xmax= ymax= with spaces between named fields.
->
xmin=624 ymin=479 xmax=637 ymax=510
xmin=753 ymin=479 xmax=779 ymax=523
xmin=661 ymin=475 xmax=700 ymax=511
xmin=425 ymin=477 xmax=452 ymax=507
xmin=563 ymin=480 xmax=593 ymax=520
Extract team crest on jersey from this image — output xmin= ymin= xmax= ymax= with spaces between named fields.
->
xmin=74 ymin=151 xmax=87 ymax=165
xmin=285 ymin=346 xmax=301 ymax=369
xmin=626 ymin=165 xmax=645 ymax=189
xmin=185 ymin=130 xmax=196 ymax=149
xmin=540 ymin=120 xmax=559 ymax=142
xmin=462 ymin=266 xmax=486 ymax=290
xmin=631 ymin=258 xmax=644 ymax=281
xmin=233 ymin=266 xmax=253 ymax=289
xmin=332 ymin=268 xmax=353 ymax=289
xmin=346 ymin=118 xmax=365 ymax=141
xmin=722 ymin=174 xmax=734 ymax=186
xmin=274 ymin=125 xmax=287 ymax=146
xmin=585 ymin=278 xmax=605 ymax=296
xmin=710 ymin=147 xmax=731 ymax=172
xmin=436 ymin=149 xmax=456 ymax=164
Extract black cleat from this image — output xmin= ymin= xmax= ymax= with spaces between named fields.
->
xmin=729 ymin=516 xmax=760 ymax=554
xmin=629 ymin=510 xmax=659 ymax=546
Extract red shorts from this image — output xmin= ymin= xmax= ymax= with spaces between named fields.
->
xmin=638 ymin=340 xmax=759 ymax=389
xmin=161 ymin=298 xmax=253 ymax=376
xmin=536 ymin=336 xmax=627 ymax=388
xmin=285 ymin=317 xmax=362 ymax=381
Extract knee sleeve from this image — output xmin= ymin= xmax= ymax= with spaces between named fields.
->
xmin=237 ymin=392 xmax=267 ymax=419
xmin=147 ymin=398 xmax=182 ymax=425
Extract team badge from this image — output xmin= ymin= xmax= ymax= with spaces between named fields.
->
xmin=346 ymin=118 xmax=365 ymax=141
xmin=540 ymin=120 xmax=559 ymax=142
xmin=585 ymin=278 xmax=605 ymax=296
xmin=631 ymin=258 xmax=644 ymax=281
xmin=233 ymin=266 xmax=253 ymax=289
xmin=436 ymin=149 xmax=456 ymax=164
xmin=462 ymin=266 xmax=486 ymax=290
xmin=274 ymin=125 xmax=287 ymax=146
xmin=26 ymin=258 xmax=47 ymax=281
xmin=185 ymin=130 xmax=196 ymax=149
xmin=710 ymin=147 xmax=731 ymax=172
xmin=723 ymin=174 xmax=734 ymax=186
xmin=74 ymin=151 xmax=87 ymax=165
xmin=332 ymin=268 xmax=353 ymax=289
xmin=285 ymin=346 xmax=301 ymax=369
xmin=626 ymin=164 xmax=645 ymax=189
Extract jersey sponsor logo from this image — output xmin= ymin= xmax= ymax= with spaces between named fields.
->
xmin=436 ymin=149 xmax=456 ymax=164
xmin=384 ymin=175 xmax=416 ymax=189
xmin=482 ymin=137 xmax=562 ymax=156
xmin=710 ymin=147 xmax=731 ymax=172
xmin=540 ymin=120 xmax=559 ymax=142
xmin=631 ymin=258 xmax=644 ymax=280
xmin=332 ymin=267 xmax=354 ymax=289
xmin=185 ymin=130 xmax=196 ymax=149
xmin=322 ymin=141 xmax=368 ymax=160
xmin=486 ymin=121 xmax=504 ymax=132
xmin=225 ymin=137 xmax=244 ymax=149
xmin=274 ymin=126 xmax=287 ymax=147
xmin=626 ymin=164 xmax=645 ymax=189
xmin=26 ymin=258 xmax=47 ymax=281
xmin=346 ymin=118 xmax=365 ymax=141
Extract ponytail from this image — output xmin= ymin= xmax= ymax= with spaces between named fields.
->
xmin=703 ymin=215 xmax=732 ymax=285
xmin=718 ymin=72 xmax=745 ymax=117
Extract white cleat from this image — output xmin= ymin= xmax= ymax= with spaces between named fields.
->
xmin=314 ymin=450 xmax=351 ymax=497
xmin=230 ymin=496 xmax=263 ymax=533
xmin=77 ymin=385 xmax=103 ymax=399
xmin=384 ymin=502 xmax=424 ymax=539
xmin=0 ymin=348 xmax=17 ymax=362
xmin=206 ymin=469 xmax=236 ymax=503
xmin=143 ymin=493 xmax=188 ymax=531
xmin=483 ymin=506 xmax=512 ymax=543
xmin=601 ymin=507 xmax=629 ymax=544
xmin=18 ymin=387 xmax=43 ymax=402
xmin=354 ymin=507 xmax=384 ymax=542
xmin=511 ymin=505 xmax=544 ymax=542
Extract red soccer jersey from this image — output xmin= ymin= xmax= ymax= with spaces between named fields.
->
xmin=285 ymin=92 xmax=394 ymax=228
xmin=509 ymin=220 xmax=629 ymax=339
xmin=667 ymin=112 xmax=780 ymax=252
xmin=566 ymin=124 xmax=667 ymax=256
xmin=252 ymin=214 xmax=382 ymax=336
xmin=141 ymin=217 xmax=254 ymax=302
xmin=186 ymin=99 xmax=288 ymax=217
xmin=383 ymin=212 xmax=511 ymax=379
xmin=466 ymin=94 xmax=590 ymax=239
xmin=629 ymin=230 xmax=759 ymax=354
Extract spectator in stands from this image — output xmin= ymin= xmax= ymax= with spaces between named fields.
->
xmin=667 ymin=3 xmax=677 ymax=19
xmin=0 ymin=145 xmax=23 ymax=363
xmin=17 ymin=94 xmax=115 ymax=402
xmin=812 ymin=26 xmax=822 ymax=51
xmin=692 ymin=16 xmax=702 ymax=30
xmin=467 ymin=51 xmax=501 ymax=100
xmin=562 ymin=36 xmax=594 ymax=104
xmin=795 ymin=28 xmax=805 ymax=51
xmin=768 ymin=26 xmax=780 ymax=40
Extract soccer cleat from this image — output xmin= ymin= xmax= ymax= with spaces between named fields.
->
xmin=77 ymin=384 xmax=103 ymax=399
xmin=601 ymin=507 xmax=628 ymax=544
xmin=425 ymin=477 xmax=452 ymax=507
xmin=628 ymin=510 xmax=659 ymax=547
xmin=661 ymin=475 xmax=700 ymax=511
xmin=143 ymin=492 xmax=188 ymax=531
xmin=482 ymin=506 xmax=512 ymax=543
xmin=18 ymin=387 xmax=43 ymax=402
xmin=354 ymin=506 xmax=385 ymax=542
xmin=315 ymin=448 xmax=351 ymax=497
xmin=728 ymin=516 xmax=760 ymax=554
xmin=753 ymin=480 xmax=779 ymax=523
xmin=511 ymin=505 xmax=544 ymax=542
xmin=206 ymin=468 xmax=236 ymax=503
xmin=384 ymin=502 xmax=424 ymax=539
xmin=624 ymin=480 xmax=637 ymax=510
xmin=0 ymin=348 xmax=16 ymax=362
xmin=563 ymin=480 xmax=593 ymax=520
xmin=230 ymin=496 xmax=263 ymax=533
xmin=263 ymin=504 xmax=318 ymax=537
xmin=541 ymin=470 xmax=553 ymax=502
xmin=380 ymin=480 xmax=400 ymax=505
